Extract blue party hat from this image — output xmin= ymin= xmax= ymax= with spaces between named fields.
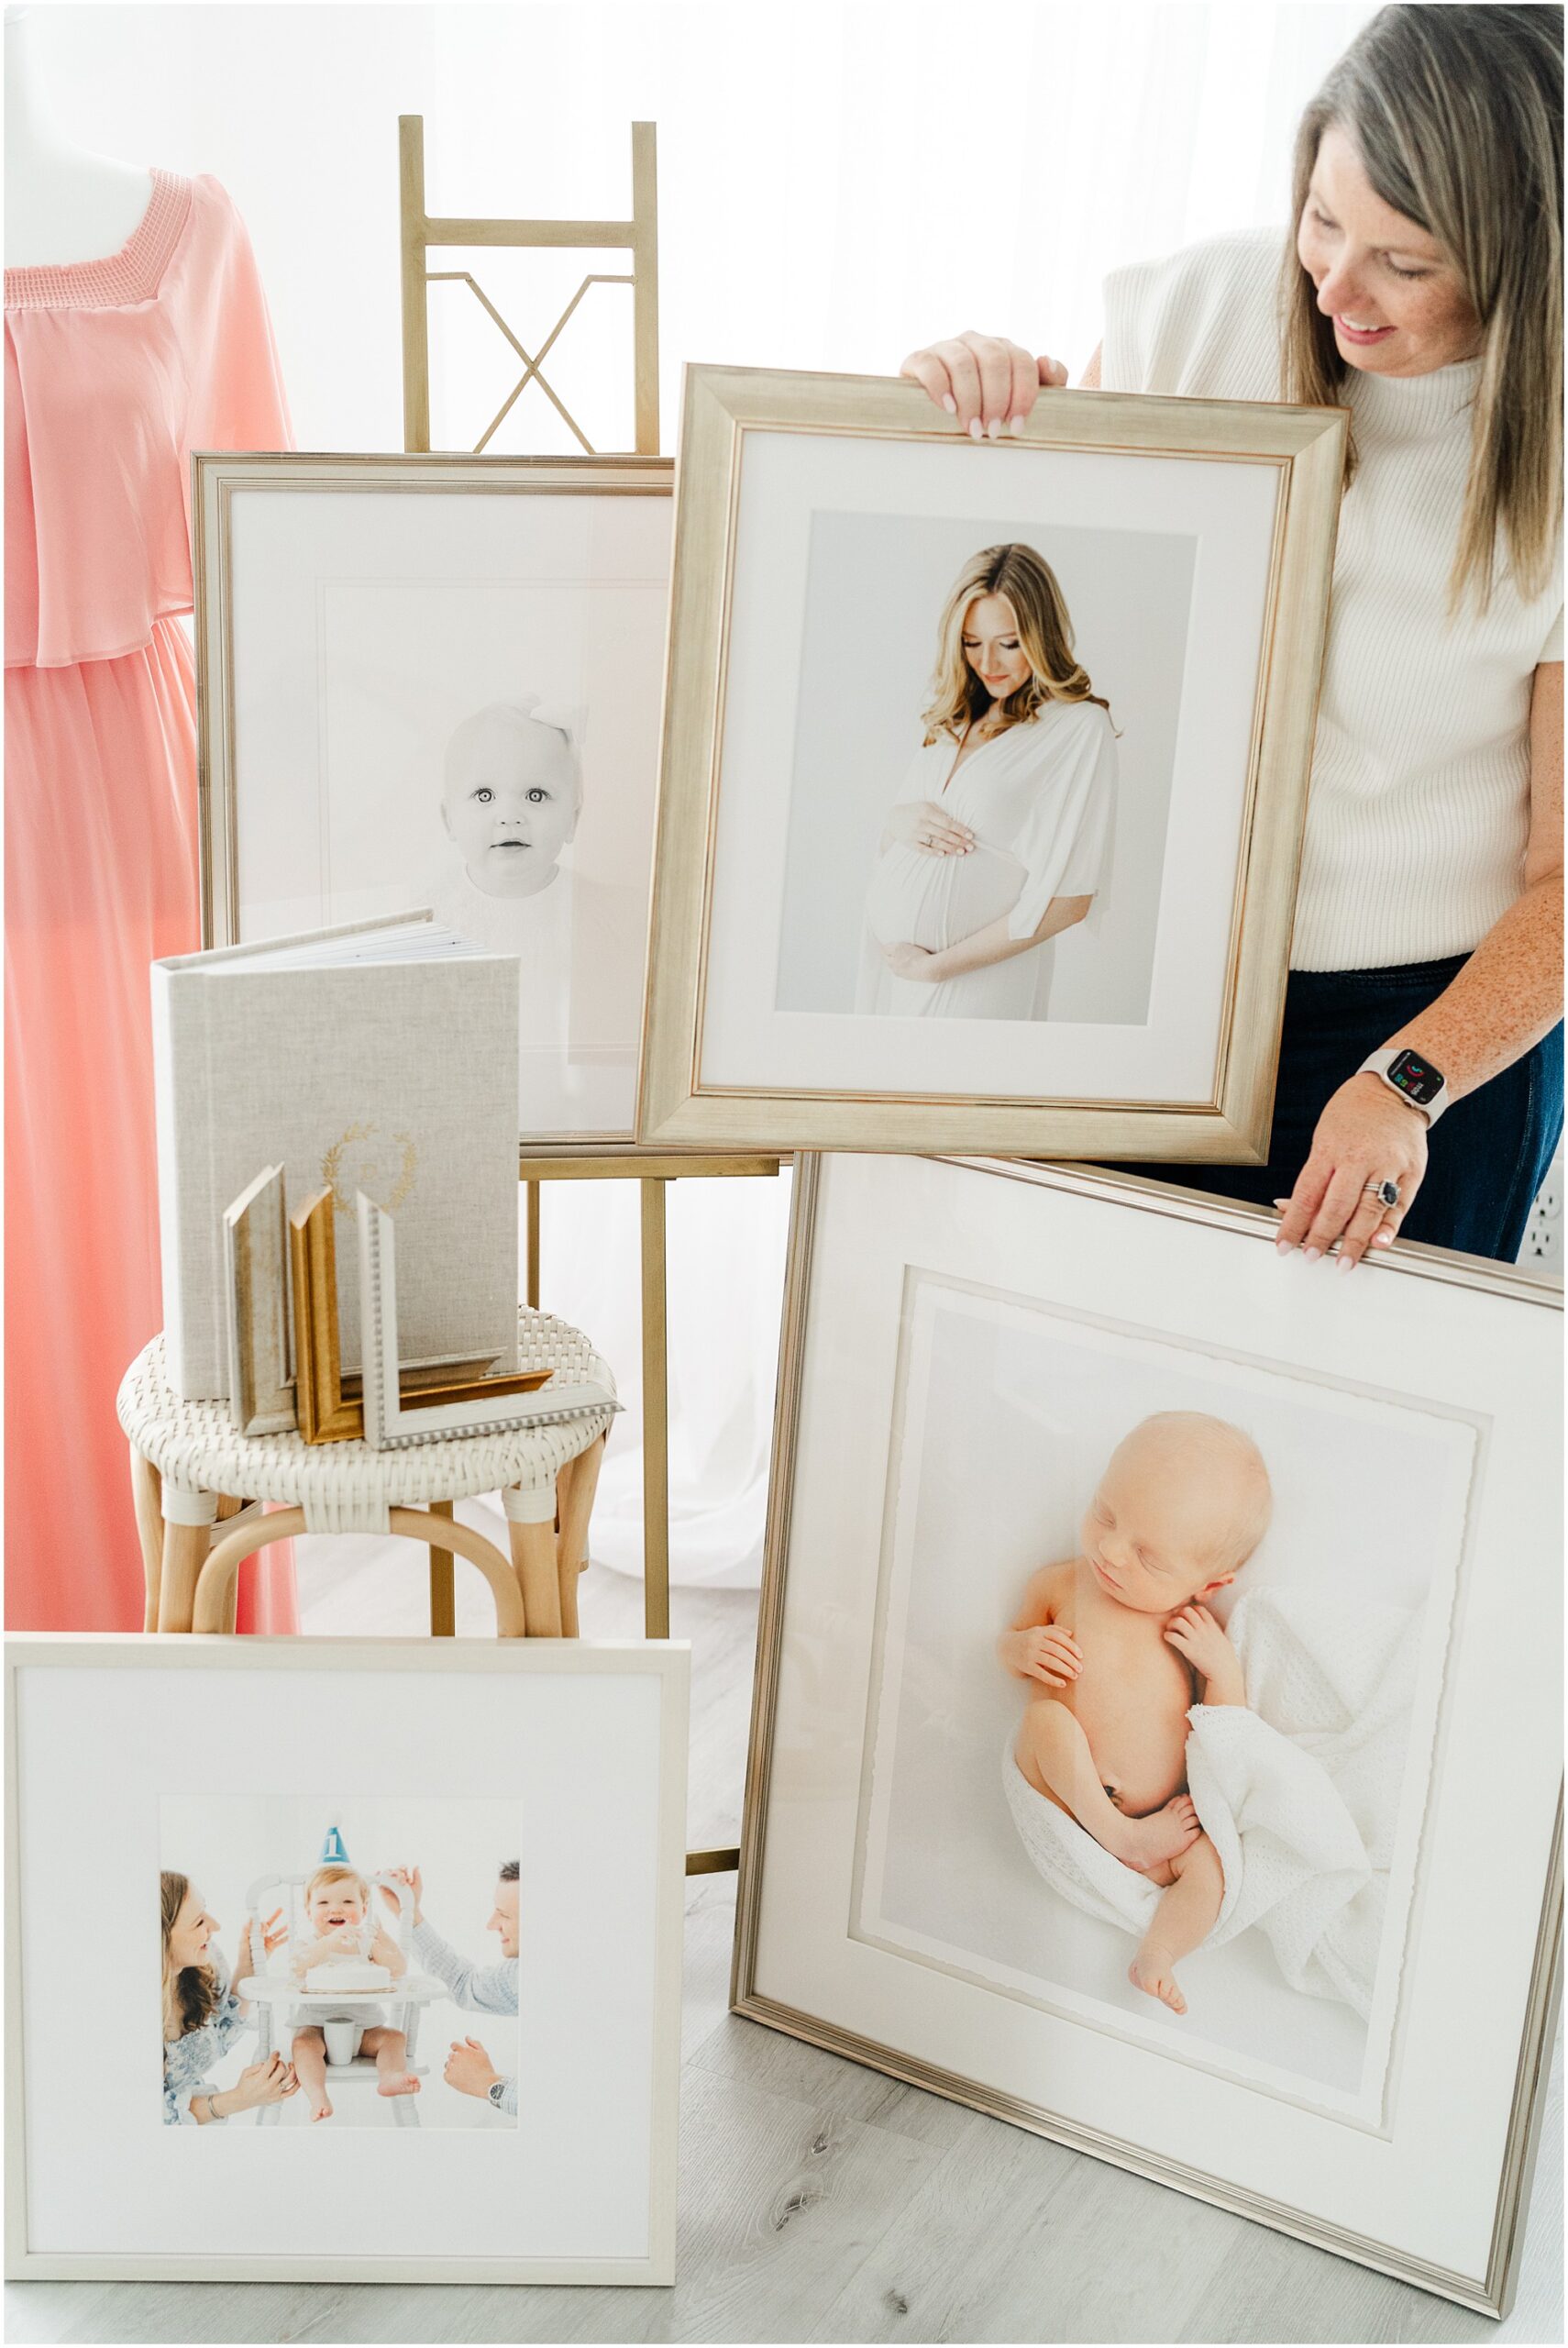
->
xmin=320 ymin=1816 xmax=349 ymax=1865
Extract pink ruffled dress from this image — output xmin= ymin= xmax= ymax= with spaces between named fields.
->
xmin=6 ymin=170 xmax=299 ymax=1631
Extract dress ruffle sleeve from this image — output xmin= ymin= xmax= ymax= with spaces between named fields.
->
xmin=174 ymin=178 xmax=293 ymax=548
xmin=5 ymin=172 xmax=292 ymax=669
xmin=1005 ymin=703 xmax=1118 ymax=939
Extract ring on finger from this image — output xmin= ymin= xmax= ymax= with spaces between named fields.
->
xmin=1364 ymin=1177 xmax=1400 ymax=1210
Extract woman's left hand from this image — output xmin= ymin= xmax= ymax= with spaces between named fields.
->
xmin=237 ymin=1908 xmax=286 ymax=1978
xmin=883 ymin=940 xmax=942 ymax=981
xmin=1275 ymin=1073 xmax=1429 ymax=1270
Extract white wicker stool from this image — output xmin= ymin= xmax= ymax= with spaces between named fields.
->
xmin=116 ymin=1308 xmax=615 ymax=1638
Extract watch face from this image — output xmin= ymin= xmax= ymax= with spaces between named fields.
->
xmin=1386 ymin=1048 xmax=1442 ymax=1106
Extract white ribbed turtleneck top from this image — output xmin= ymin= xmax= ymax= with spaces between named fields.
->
xmin=1100 ymin=229 xmax=1562 ymax=973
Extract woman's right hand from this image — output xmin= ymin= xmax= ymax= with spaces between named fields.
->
xmin=900 ymin=335 xmax=1068 ymax=437
xmin=886 ymin=800 xmax=976 ymax=857
xmin=224 ymin=2054 xmax=298 ymax=2112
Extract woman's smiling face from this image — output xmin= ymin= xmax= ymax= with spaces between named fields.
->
xmin=171 ymin=1888 xmax=218 ymax=1968
xmin=962 ymin=593 xmax=1031 ymax=704
xmin=1297 ymin=124 xmax=1481 ymax=378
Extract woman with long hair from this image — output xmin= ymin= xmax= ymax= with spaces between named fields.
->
xmin=859 ymin=540 xmax=1118 ymax=1020
xmin=902 ymin=4 xmax=1562 ymax=1266
xmin=160 ymin=1872 xmax=295 ymax=2124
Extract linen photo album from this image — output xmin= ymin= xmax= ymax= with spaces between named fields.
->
xmin=152 ymin=912 xmax=520 ymax=1399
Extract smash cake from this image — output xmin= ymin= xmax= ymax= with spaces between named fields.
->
xmin=306 ymin=1958 xmax=392 ymax=1994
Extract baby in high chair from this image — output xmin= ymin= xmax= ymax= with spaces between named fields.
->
xmin=287 ymin=1864 xmax=417 ymax=2119
xmin=999 ymin=1412 xmax=1273 ymax=2016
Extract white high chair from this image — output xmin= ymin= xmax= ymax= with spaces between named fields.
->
xmin=236 ymin=1870 xmax=446 ymax=2129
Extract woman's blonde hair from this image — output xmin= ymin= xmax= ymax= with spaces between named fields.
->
xmin=1281 ymin=3 xmax=1562 ymax=612
xmin=922 ymin=543 xmax=1110 ymax=746
xmin=160 ymin=1871 xmax=221 ymax=2043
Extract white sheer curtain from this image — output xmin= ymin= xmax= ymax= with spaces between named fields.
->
xmin=37 ymin=0 xmax=1376 ymax=1588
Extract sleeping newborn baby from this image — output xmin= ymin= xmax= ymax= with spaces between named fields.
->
xmin=999 ymin=1412 xmax=1273 ymax=2014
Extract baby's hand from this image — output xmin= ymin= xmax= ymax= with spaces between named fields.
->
xmin=1165 ymin=1604 xmax=1235 ymax=1684
xmin=314 ymin=1924 xmax=361 ymax=1961
xmin=1004 ymin=1624 xmax=1083 ymax=1687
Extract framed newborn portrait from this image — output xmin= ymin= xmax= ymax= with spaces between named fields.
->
xmin=194 ymin=451 xmax=671 ymax=1152
xmin=6 ymin=1638 xmax=687 ymax=2283
xmin=734 ymin=1155 xmax=1562 ymax=2316
xmin=638 ymin=367 xmax=1346 ymax=1158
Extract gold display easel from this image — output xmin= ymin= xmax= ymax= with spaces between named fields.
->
xmin=398 ymin=114 xmax=659 ymax=456
xmin=399 ymin=116 xmax=780 ymax=1871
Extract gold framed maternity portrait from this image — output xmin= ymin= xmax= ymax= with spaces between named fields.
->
xmin=638 ymin=368 xmax=1346 ymax=1158
xmin=734 ymin=1156 xmax=1562 ymax=2317
xmin=195 ymin=450 xmax=672 ymax=1153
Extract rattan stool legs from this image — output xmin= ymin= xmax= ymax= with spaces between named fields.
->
xmin=554 ymin=1434 xmax=604 ymax=1638
xmin=128 ymin=1440 xmax=604 ymax=1639
xmin=189 ymin=1507 xmax=527 ymax=1635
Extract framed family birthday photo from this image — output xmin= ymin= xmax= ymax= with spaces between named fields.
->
xmin=194 ymin=451 xmax=671 ymax=1152
xmin=6 ymin=1639 xmax=688 ymax=2284
xmin=638 ymin=367 xmax=1346 ymax=1159
xmin=734 ymin=1155 xmax=1562 ymax=2316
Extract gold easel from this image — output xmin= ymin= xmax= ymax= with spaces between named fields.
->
xmin=398 ymin=114 xmax=659 ymax=456
xmin=399 ymin=116 xmax=780 ymax=1869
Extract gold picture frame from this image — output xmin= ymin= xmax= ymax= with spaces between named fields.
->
xmin=733 ymin=1153 xmax=1562 ymax=2318
xmin=287 ymin=1187 xmax=556 ymax=1447
xmin=637 ymin=368 xmax=1348 ymax=1160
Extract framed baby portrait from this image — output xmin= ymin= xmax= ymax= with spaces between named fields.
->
xmin=638 ymin=367 xmax=1346 ymax=1158
xmin=6 ymin=1637 xmax=688 ymax=2284
xmin=194 ymin=451 xmax=672 ymax=1152
xmin=734 ymin=1155 xmax=1562 ymax=2316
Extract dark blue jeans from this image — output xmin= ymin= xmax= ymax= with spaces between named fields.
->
xmin=1110 ymin=956 xmax=1564 ymax=1264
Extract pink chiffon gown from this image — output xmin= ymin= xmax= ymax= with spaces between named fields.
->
xmin=6 ymin=169 xmax=299 ymax=1632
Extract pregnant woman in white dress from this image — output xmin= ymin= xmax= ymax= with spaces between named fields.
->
xmin=859 ymin=542 xmax=1118 ymax=1021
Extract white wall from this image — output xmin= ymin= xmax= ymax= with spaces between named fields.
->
xmin=24 ymin=2 xmax=1377 ymax=457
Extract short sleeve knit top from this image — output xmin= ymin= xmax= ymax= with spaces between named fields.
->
xmin=1100 ymin=228 xmax=1562 ymax=973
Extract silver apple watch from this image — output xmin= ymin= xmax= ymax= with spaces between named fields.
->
xmin=1357 ymin=1046 xmax=1449 ymax=1126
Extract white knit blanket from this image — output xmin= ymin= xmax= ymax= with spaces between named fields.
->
xmin=1001 ymin=1589 xmax=1421 ymax=2016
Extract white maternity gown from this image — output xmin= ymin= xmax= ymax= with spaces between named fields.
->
xmin=858 ymin=700 xmax=1117 ymax=1020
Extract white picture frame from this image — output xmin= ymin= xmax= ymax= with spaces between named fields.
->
xmin=194 ymin=451 xmax=673 ymax=1155
xmin=6 ymin=1638 xmax=688 ymax=2285
xmin=734 ymin=1155 xmax=1562 ymax=2317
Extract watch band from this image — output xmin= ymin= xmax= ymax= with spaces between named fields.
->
xmin=1357 ymin=1046 xmax=1449 ymax=1126
xmin=487 ymin=2077 xmax=508 ymax=2108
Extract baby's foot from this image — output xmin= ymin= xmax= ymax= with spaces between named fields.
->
xmin=1129 ymin=1944 xmax=1187 ymax=2014
xmin=1114 ymin=1795 xmax=1198 ymax=1871
xmin=377 ymin=2070 xmax=421 ymax=2098
xmin=310 ymin=2095 xmax=334 ymax=2121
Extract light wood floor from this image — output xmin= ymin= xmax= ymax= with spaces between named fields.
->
xmin=8 ymin=1550 xmax=1560 ymax=2345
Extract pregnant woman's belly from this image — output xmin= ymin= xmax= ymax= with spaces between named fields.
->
xmin=866 ymin=840 xmax=1025 ymax=952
